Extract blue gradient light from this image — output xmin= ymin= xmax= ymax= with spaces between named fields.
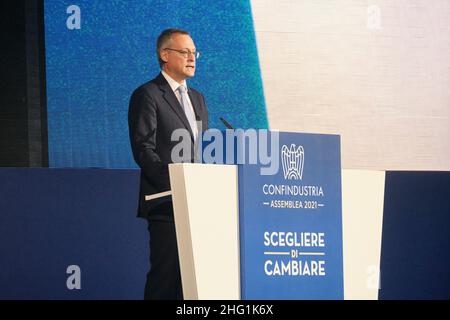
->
xmin=44 ymin=0 xmax=267 ymax=168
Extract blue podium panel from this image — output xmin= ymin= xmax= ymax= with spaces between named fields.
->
xmin=0 ymin=168 xmax=147 ymax=299
xmin=238 ymin=132 xmax=344 ymax=299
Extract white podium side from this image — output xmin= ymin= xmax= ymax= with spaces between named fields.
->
xmin=153 ymin=164 xmax=385 ymax=300
xmin=342 ymin=169 xmax=385 ymax=300
xmin=168 ymin=163 xmax=240 ymax=300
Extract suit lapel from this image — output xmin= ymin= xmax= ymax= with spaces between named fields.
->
xmin=156 ymin=74 xmax=194 ymax=141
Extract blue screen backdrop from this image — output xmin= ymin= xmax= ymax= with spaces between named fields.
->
xmin=44 ymin=0 xmax=268 ymax=168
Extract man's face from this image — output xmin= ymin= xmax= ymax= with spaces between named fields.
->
xmin=161 ymin=33 xmax=196 ymax=83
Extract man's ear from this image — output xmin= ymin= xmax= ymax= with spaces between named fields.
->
xmin=160 ymin=50 xmax=168 ymax=63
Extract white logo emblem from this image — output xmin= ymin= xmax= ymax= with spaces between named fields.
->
xmin=281 ymin=144 xmax=304 ymax=180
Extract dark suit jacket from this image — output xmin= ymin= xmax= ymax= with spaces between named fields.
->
xmin=128 ymin=73 xmax=208 ymax=220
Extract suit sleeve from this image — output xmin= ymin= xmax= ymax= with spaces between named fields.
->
xmin=128 ymin=88 xmax=170 ymax=191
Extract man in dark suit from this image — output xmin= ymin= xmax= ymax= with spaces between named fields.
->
xmin=128 ymin=28 xmax=208 ymax=300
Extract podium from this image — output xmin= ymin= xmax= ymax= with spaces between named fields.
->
xmin=148 ymin=131 xmax=385 ymax=300
xmin=169 ymin=163 xmax=240 ymax=300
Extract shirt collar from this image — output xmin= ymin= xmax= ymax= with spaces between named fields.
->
xmin=161 ymin=70 xmax=187 ymax=92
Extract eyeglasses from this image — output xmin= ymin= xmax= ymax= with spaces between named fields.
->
xmin=163 ymin=48 xmax=200 ymax=59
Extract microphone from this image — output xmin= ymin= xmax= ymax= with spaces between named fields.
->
xmin=220 ymin=117 xmax=234 ymax=129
